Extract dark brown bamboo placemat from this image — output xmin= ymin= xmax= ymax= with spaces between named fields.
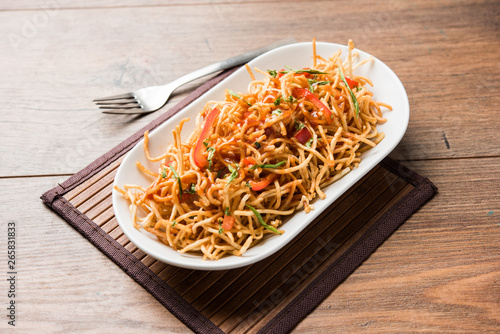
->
xmin=41 ymin=70 xmax=437 ymax=334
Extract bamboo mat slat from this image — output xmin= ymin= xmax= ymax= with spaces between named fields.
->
xmin=44 ymin=156 xmax=435 ymax=333
xmin=41 ymin=71 xmax=437 ymax=334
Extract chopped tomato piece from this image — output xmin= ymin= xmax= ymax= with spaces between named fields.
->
xmin=179 ymin=192 xmax=193 ymax=203
xmin=277 ymin=69 xmax=285 ymax=79
xmin=292 ymin=87 xmax=333 ymax=125
xmin=242 ymin=157 xmax=256 ymax=167
xmin=277 ymin=68 xmax=312 ymax=79
xmin=294 ymin=127 xmax=312 ymax=144
xmin=345 ymin=77 xmax=359 ymax=90
xmin=300 ymin=67 xmax=312 ymax=78
xmin=222 ymin=215 xmax=235 ymax=230
xmin=249 ymin=174 xmax=278 ymax=191
xmin=193 ymin=107 xmax=220 ymax=168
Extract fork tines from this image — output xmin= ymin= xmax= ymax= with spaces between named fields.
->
xmin=93 ymin=93 xmax=143 ymax=114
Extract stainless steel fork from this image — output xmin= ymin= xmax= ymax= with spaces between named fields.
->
xmin=94 ymin=38 xmax=296 ymax=114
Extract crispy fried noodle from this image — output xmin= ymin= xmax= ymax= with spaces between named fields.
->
xmin=115 ymin=39 xmax=392 ymax=260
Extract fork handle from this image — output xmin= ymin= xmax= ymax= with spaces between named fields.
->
xmin=168 ymin=37 xmax=296 ymax=89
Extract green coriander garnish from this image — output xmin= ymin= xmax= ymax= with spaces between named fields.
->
xmin=229 ymin=89 xmax=241 ymax=99
xmin=274 ymin=96 xmax=282 ymax=106
xmin=339 ymin=70 xmax=360 ymax=117
xmin=169 ymin=165 xmax=183 ymax=199
xmin=218 ymin=219 xmax=223 ymax=234
xmin=249 ymin=161 xmax=286 ymax=170
xmin=245 ymin=181 xmax=251 ymax=187
xmin=294 ymin=121 xmax=305 ymax=131
xmin=225 ymin=207 xmax=230 ymax=216
xmin=186 ymin=183 xmax=196 ymax=194
xmin=229 ymin=89 xmax=251 ymax=106
xmin=309 ymin=82 xmax=315 ymax=93
xmin=308 ymin=79 xmax=332 ymax=92
xmin=172 ymin=220 xmax=177 ymax=227
xmin=207 ymin=146 xmax=216 ymax=171
xmin=305 ymin=138 xmax=314 ymax=148
xmin=282 ymin=66 xmax=327 ymax=75
xmin=267 ymin=69 xmax=278 ymax=78
xmin=161 ymin=168 xmax=167 ymax=178
xmin=245 ymin=204 xmax=282 ymax=234
xmin=226 ymin=163 xmax=240 ymax=187
xmin=216 ymin=169 xmax=225 ymax=179
xmin=272 ymin=109 xmax=283 ymax=116
xmin=254 ymin=142 xmax=261 ymax=149
xmin=287 ymin=96 xmax=297 ymax=103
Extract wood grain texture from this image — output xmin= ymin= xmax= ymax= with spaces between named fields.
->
xmin=56 ymin=138 xmax=414 ymax=333
xmin=0 ymin=0 xmax=499 ymax=176
xmin=59 ymin=159 xmax=414 ymax=333
xmin=0 ymin=0 xmax=301 ymax=11
xmin=0 ymin=157 xmax=498 ymax=333
xmin=295 ymin=157 xmax=500 ymax=333
xmin=0 ymin=176 xmax=192 ymax=334
xmin=0 ymin=0 xmax=498 ymax=332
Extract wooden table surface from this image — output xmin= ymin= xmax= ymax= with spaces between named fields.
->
xmin=1 ymin=0 xmax=499 ymax=333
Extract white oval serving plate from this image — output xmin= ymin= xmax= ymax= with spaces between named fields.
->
xmin=112 ymin=42 xmax=410 ymax=271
